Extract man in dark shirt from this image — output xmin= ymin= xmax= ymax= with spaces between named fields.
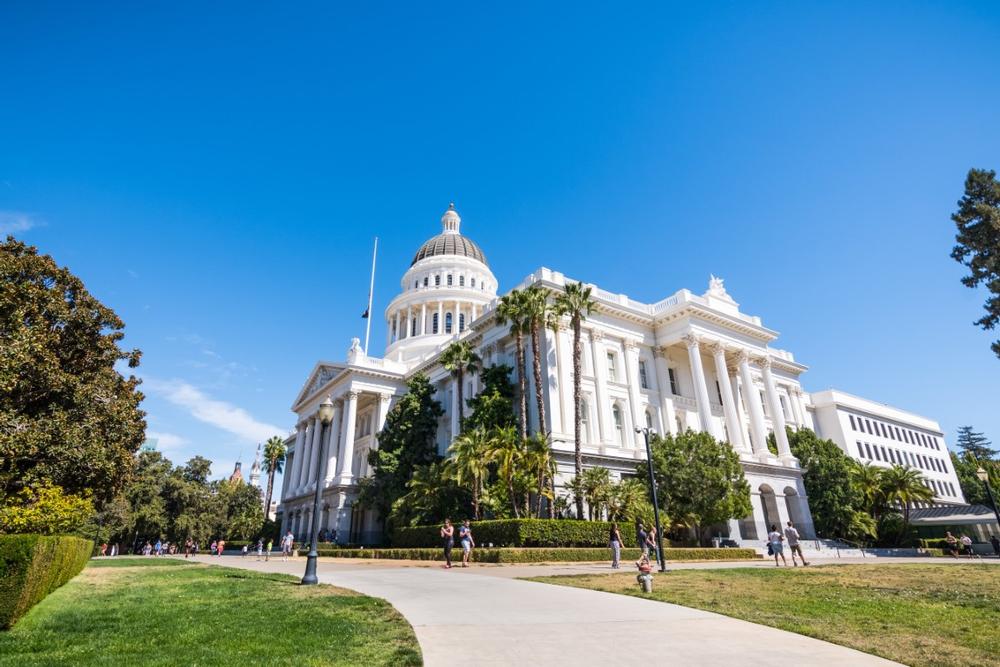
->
xmin=636 ymin=522 xmax=648 ymax=557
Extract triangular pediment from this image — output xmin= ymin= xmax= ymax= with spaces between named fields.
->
xmin=292 ymin=361 xmax=345 ymax=410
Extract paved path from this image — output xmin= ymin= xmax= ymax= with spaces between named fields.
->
xmin=189 ymin=555 xmax=906 ymax=666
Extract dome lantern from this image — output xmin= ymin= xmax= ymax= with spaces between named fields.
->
xmin=441 ymin=202 xmax=461 ymax=234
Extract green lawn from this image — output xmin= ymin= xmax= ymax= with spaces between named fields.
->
xmin=0 ymin=559 xmax=421 ymax=666
xmin=531 ymin=564 xmax=1000 ymax=667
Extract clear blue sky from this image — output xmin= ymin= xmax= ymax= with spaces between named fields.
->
xmin=2 ymin=3 xmax=999 ymax=479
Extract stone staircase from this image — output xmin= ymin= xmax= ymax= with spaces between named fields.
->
xmin=742 ymin=538 xmax=929 ymax=559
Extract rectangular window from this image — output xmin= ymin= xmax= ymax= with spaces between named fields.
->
xmin=471 ymin=278 xmax=476 ymax=288
xmin=668 ymin=368 xmax=679 ymax=395
xmin=716 ymin=381 xmax=724 ymax=405
xmin=849 ymin=415 xmax=857 ymax=430
xmin=606 ymin=352 xmax=617 ymax=381
xmin=864 ymin=442 xmax=873 ymax=459
xmin=639 ymin=361 xmax=649 ymax=389
xmin=873 ymin=446 xmax=881 ymax=461
xmin=880 ymin=446 xmax=888 ymax=461
xmin=447 ymin=274 xmax=453 ymax=286
xmin=459 ymin=275 xmax=465 ymax=287
xmin=865 ymin=419 xmax=873 ymax=434
xmin=435 ymin=275 xmax=441 ymax=286
xmin=760 ymin=391 xmax=768 ymax=417
xmin=423 ymin=276 xmax=428 ymax=287
xmin=857 ymin=441 xmax=865 ymax=457
xmin=779 ymin=395 xmax=790 ymax=419
xmin=894 ymin=426 xmax=901 ymax=440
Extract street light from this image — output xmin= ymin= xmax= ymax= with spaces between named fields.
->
xmin=636 ymin=426 xmax=666 ymax=572
xmin=976 ymin=466 xmax=1000 ymax=534
xmin=302 ymin=396 xmax=335 ymax=585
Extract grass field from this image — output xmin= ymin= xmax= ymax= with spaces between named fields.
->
xmin=531 ymin=564 xmax=1000 ymax=667
xmin=0 ymin=558 xmax=421 ymax=666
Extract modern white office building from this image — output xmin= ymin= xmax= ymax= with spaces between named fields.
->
xmin=809 ymin=389 xmax=965 ymax=504
xmin=276 ymin=204 xmax=960 ymax=545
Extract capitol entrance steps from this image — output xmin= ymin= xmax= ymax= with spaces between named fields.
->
xmin=740 ymin=538 xmax=932 ymax=559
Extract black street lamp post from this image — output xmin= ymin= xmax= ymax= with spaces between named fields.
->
xmin=302 ymin=396 xmax=335 ymax=585
xmin=636 ymin=427 xmax=666 ymax=572
xmin=977 ymin=466 xmax=1000 ymax=534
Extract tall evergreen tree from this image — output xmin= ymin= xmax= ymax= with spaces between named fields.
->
xmin=950 ymin=168 xmax=1000 ymax=358
xmin=955 ymin=425 xmax=997 ymax=460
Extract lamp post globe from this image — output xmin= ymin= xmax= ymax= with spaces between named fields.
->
xmin=302 ymin=396 xmax=335 ymax=585
xmin=977 ymin=466 xmax=988 ymax=482
xmin=636 ymin=426 xmax=667 ymax=572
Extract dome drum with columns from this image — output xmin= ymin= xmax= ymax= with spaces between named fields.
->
xmin=276 ymin=203 xmax=965 ymax=548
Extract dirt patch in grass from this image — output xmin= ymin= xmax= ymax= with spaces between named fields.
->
xmin=530 ymin=564 xmax=1000 ymax=667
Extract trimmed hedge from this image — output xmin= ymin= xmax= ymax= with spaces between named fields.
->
xmin=393 ymin=519 xmax=651 ymax=548
xmin=0 ymin=534 xmax=92 ymax=628
xmin=305 ymin=546 xmax=760 ymax=563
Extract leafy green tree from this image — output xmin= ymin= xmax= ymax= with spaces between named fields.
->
xmin=262 ymin=435 xmax=286 ymax=519
xmin=448 ymin=428 xmax=491 ymax=519
xmin=579 ymin=466 xmax=613 ymax=520
xmin=951 ymin=452 xmax=999 ymax=509
xmin=849 ymin=461 xmax=886 ymax=519
xmin=787 ymin=428 xmax=857 ymax=538
xmin=486 ymin=425 xmax=525 ymax=518
xmin=955 ymin=426 xmax=997 ymax=461
xmin=879 ymin=465 xmax=933 ymax=543
xmin=523 ymin=284 xmax=550 ymax=438
xmin=440 ymin=340 xmax=481 ymax=436
xmin=553 ymin=281 xmax=596 ymax=519
xmin=637 ymin=430 xmax=751 ymax=545
xmin=607 ymin=478 xmax=654 ymax=527
xmin=216 ymin=478 xmax=265 ymax=540
xmin=359 ymin=374 xmax=443 ymax=530
xmin=119 ymin=451 xmax=172 ymax=547
xmin=390 ymin=461 xmax=470 ymax=528
xmin=0 ymin=481 xmax=94 ymax=535
xmin=464 ymin=364 xmax=516 ymax=432
xmin=524 ymin=433 xmax=555 ymax=518
xmin=0 ymin=237 xmax=146 ymax=506
xmin=950 ymin=168 xmax=1000 ymax=358
xmin=495 ymin=290 xmax=531 ymax=440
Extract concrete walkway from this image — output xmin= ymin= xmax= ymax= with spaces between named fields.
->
xmin=189 ymin=555 xmax=904 ymax=666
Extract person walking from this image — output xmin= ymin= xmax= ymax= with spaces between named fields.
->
xmin=944 ymin=531 xmax=959 ymax=558
xmin=784 ymin=521 xmax=809 ymax=566
xmin=441 ymin=519 xmax=455 ymax=568
xmin=636 ymin=522 xmax=648 ymax=557
xmin=767 ymin=524 xmax=787 ymax=567
xmin=959 ymin=534 xmax=977 ymax=558
xmin=217 ymin=539 xmax=225 ymax=556
xmin=459 ymin=520 xmax=475 ymax=567
xmin=241 ymin=544 xmax=248 ymax=558
xmin=282 ymin=531 xmax=294 ymax=561
xmin=184 ymin=538 xmax=193 ymax=558
xmin=154 ymin=539 xmax=162 ymax=557
xmin=645 ymin=525 xmax=660 ymax=565
xmin=265 ymin=539 xmax=273 ymax=562
xmin=210 ymin=540 xmax=217 ymax=557
xmin=609 ymin=522 xmax=624 ymax=569
xmin=256 ymin=539 xmax=264 ymax=561
xmin=99 ymin=543 xmax=108 ymax=557
xmin=110 ymin=543 xmax=118 ymax=557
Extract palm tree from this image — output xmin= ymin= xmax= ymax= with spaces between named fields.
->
xmin=523 ymin=284 xmax=550 ymax=438
xmin=487 ymin=425 xmax=523 ymax=518
xmin=554 ymin=281 xmax=596 ymax=519
xmin=880 ymin=465 xmax=934 ymax=539
xmin=440 ymin=340 xmax=482 ymax=437
xmin=850 ymin=460 xmax=885 ymax=519
xmin=448 ymin=428 xmax=491 ymax=519
xmin=608 ymin=478 xmax=650 ymax=524
xmin=524 ymin=433 xmax=555 ymax=517
xmin=496 ymin=290 xmax=530 ymax=441
xmin=262 ymin=435 xmax=286 ymax=518
xmin=580 ymin=466 xmax=613 ymax=521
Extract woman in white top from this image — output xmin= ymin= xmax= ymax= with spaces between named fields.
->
xmin=767 ymin=524 xmax=788 ymax=567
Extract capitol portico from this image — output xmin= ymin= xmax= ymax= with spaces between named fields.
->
xmin=277 ymin=204 xmax=964 ymax=545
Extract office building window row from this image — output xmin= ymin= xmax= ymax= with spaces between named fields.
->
xmin=854 ymin=440 xmax=949 ymax=474
xmin=848 ymin=414 xmax=940 ymax=450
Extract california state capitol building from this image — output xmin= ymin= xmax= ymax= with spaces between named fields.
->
xmin=277 ymin=204 xmax=966 ymax=546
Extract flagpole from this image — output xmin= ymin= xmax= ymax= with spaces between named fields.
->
xmin=363 ymin=237 xmax=378 ymax=356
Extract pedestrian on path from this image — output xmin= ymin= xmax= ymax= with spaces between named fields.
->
xmin=609 ymin=522 xmax=624 ymax=569
xmin=210 ymin=540 xmax=217 ymax=556
xmin=959 ymin=534 xmax=978 ymax=558
xmin=784 ymin=521 xmax=809 ymax=566
xmin=184 ymin=538 xmax=193 ymax=558
xmin=155 ymin=539 xmax=162 ymax=556
xmin=281 ymin=531 xmax=293 ymax=561
xmin=945 ymin=532 xmax=959 ymax=558
xmin=636 ymin=522 xmax=648 ymax=557
xmin=99 ymin=543 xmax=107 ymax=557
xmin=217 ymin=539 xmax=225 ymax=556
xmin=241 ymin=544 xmax=248 ymax=558
xmin=266 ymin=539 xmax=273 ymax=561
xmin=646 ymin=525 xmax=660 ymax=564
xmin=767 ymin=525 xmax=787 ymax=567
xmin=459 ymin=520 xmax=475 ymax=567
xmin=256 ymin=539 xmax=264 ymax=560
xmin=441 ymin=518 xmax=455 ymax=568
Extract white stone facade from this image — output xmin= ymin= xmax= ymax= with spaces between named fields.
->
xmin=808 ymin=389 xmax=965 ymax=505
xmin=277 ymin=205 xmax=947 ymax=545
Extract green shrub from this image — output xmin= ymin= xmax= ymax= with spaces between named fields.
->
xmin=392 ymin=519 xmax=652 ymax=548
xmin=0 ymin=534 xmax=92 ymax=628
xmin=306 ymin=546 xmax=759 ymax=563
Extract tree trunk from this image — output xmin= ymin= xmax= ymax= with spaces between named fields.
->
xmin=264 ymin=469 xmax=275 ymax=519
xmin=536 ymin=472 xmax=544 ymax=517
xmin=508 ymin=474 xmax=520 ymax=518
xmin=548 ymin=459 xmax=557 ymax=519
xmin=456 ymin=369 xmax=464 ymax=436
xmin=472 ymin=480 xmax=480 ymax=520
xmin=515 ymin=330 xmax=528 ymax=440
xmin=573 ymin=317 xmax=584 ymax=519
xmin=530 ymin=319 xmax=547 ymax=437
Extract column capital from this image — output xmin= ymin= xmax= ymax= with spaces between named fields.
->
xmin=736 ymin=349 xmax=753 ymax=365
xmin=707 ymin=341 xmax=728 ymax=357
xmin=623 ymin=339 xmax=640 ymax=353
xmin=590 ymin=328 xmax=604 ymax=342
xmin=759 ymin=356 xmax=773 ymax=370
xmin=378 ymin=392 xmax=392 ymax=403
xmin=345 ymin=390 xmax=359 ymax=401
xmin=682 ymin=333 xmax=701 ymax=350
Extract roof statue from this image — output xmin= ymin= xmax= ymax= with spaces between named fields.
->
xmin=708 ymin=274 xmax=728 ymax=297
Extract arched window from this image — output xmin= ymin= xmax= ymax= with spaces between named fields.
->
xmin=411 ymin=317 xmax=418 ymax=337
xmin=392 ymin=320 xmax=397 ymax=341
xmin=423 ymin=276 xmax=428 ymax=287
xmin=435 ymin=275 xmax=441 ymax=286
xmin=445 ymin=312 xmax=453 ymax=334
xmin=459 ymin=313 xmax=465 ymax=332
xmin=580 ymin=399 xmax=590 ymax=442
xmin=471 ymin=277 xmax=476 ymax=288
xmin=612 ymin=404 xmax=624 ymax=445
xmin=432 ymin=312 xmax=439 ymax=334
xmin=447 ymin=274 xmax=453 ymax=286
xmin=459 ymin=275 xmax=465 ymax=287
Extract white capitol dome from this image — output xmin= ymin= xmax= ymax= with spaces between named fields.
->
xmin=383 ymin=204 xmax=498 ymax=364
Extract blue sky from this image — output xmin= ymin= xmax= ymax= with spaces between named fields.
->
xmin=2 ymin=3 xmax=999 ymax=479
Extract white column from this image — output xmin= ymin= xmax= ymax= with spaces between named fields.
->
xmin=556 ymin=325 xmax=573 ymax=433
xmin=652 ymin=347 xmax=678 ymax=435
xmin=335 ymin=391 xmax=359 ymax=484
xmin=386 ymin=320 xmax=391 ymax=348
xmin=738 ymin=351 xmax=769 ymax=457
xmin=791 ymin=388 xmax=807 ymax=428
xmin=623 ymin=341 xmax=643 ymax=447
xmin=296 ymin=422 xmax=312 ymax=490
xmin=590 ymin=330 xmax=612 ymax=444
xmin=472 ymin=304 xmax=479 ymax=321
xmin=405 ymin=306 xmax=412 ymax=338
xmin=305 ymin=415 xmax=322 ymax=490
xmin=393 ymin=311 xmax=400 ymax=342
xmin=730 ymin=368 xmax=752 ymax=453
xmin=420 ymin=304 xmax=427 ymax=335
xmin=544 ymin=325 xmax=563 ymax=435
xmin=450 ymin=379 xmax=460 ymax=439
xmin=710 ymin=344 xmax=745 ymax=451
xmin=761 ymin=359 xmax=792 ymax=459
xmin=453 ymin=302 xmax=460 ymax=334
xmin=289 ymin=423 xmax=306 ymax=493
xmin=683 ymin=334 xmax=717 ymax=437
xmin=375 ymin=393 xmax=391 ymax=442
xmin=437 ymin=302 xmax=443 ymax=334
xmin=324 ymin=401 xmax=343 ymax=482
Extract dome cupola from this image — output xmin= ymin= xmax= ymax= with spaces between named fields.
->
xmin=411 ymin=203 xmax=488 ymax=267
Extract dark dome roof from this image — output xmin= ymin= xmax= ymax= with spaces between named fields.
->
xmin=411 ymin=233 xmax=488 ymax=267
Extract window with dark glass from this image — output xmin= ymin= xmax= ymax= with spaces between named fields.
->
xmin=668 ymin=368 xmax=679 ymax=395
